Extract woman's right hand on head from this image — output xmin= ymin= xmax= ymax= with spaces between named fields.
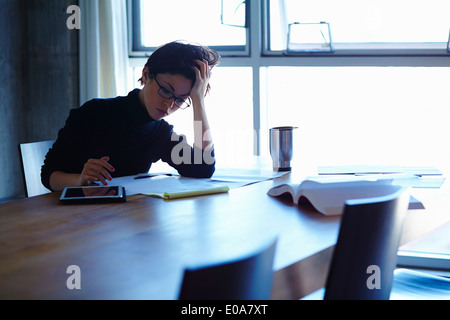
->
xmin=79 ymin=156 xmax=115 ymax=186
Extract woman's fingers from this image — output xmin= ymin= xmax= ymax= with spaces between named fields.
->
xmin=85 ymin=167 xmax=109 ymax=185
xmin=81 ymin=157 xmax=115 ymax=186
xmin=99 ymin=156 xmax=115 ymax=172
xmin=192 ymin=59 xmax=210 ymax=97
xmin=91 ymin=166 xmax=112 ymax=184
xmin=194 ymin=59 xmax=210 ymax=78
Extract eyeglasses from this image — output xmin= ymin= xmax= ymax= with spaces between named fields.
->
xmin=153 ymin=77 xmax=191 ymax=110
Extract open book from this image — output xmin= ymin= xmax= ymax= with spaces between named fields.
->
xmin=267 ymin=178 xmax=423 ymax=215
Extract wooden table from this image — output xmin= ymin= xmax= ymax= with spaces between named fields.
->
xmin=1 ymin=169 xmax=449 ymax=300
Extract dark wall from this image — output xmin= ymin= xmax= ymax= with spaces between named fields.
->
xmin=0 ymin=0 xmax=79 ymax=201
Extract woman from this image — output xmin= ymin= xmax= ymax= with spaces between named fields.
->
xmin=41 ymin=41 xmax=220 ymax=191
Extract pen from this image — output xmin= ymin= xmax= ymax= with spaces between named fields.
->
xmin=134 ymin=173 xmax=173 ymax=180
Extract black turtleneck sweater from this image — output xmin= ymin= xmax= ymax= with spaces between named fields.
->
xmin=41 ymin=89 xmax=215 ymax=191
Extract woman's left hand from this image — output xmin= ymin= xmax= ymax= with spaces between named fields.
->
xmin=190 ymin=59 xmax=210 ymax=101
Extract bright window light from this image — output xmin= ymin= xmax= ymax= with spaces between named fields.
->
xmin=263 ymin=66 xmax=450 ymax=167
xmin=139 ymin=0 xmax=246 ymax=48
xmin=269 ymin=0 xmax=450 ymax=51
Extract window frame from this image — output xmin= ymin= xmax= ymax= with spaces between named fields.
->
xmin=128 ymin=0 xmax=251 ymax=57
xmin=262 ymin=0 xmax=450 ymax=57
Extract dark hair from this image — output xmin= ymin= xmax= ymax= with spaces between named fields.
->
xmin=139 ymin=41 xmax=221 ymax=94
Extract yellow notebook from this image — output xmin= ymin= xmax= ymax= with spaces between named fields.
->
xmin=144 ymin=186 xmax=229 ymax=200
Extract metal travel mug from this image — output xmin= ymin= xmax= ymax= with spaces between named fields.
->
xmin=269 ymin=126 xmax=297 ymax=171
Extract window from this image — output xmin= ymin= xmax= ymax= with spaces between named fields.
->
xmin=167 ymin=67 xmax=255 ymax=167
xmin=128 ymin=0 xmax=450 ymax=168
xmin=262 ymin=66 xmax=450 ymax=167
xmin=129 ymin=0 xmax=254 ymax=168
xmin=129 ymin=0 xmax=249 ymax=56
xmin=266 ymin=0 xmax=450 ymax=55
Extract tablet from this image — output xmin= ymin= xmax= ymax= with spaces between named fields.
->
xmin=60 ymin=186 xmax=126 ymax=203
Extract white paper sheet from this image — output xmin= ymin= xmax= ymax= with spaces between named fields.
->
xmin=108 ymin=168 xmax=288 ymax=196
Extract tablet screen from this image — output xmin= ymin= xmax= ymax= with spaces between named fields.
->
xmin=60 ymin=186 xmax=126 ymax=202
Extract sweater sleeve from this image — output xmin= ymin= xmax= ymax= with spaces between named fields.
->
xmin=40 ymin=106 xmax=91 ymax=191
xmin=159 ymin=128 xmax=216 ymax=179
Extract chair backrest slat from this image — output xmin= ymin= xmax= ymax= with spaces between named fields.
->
xmin=324 ymin=187 xmax=410 ymax=300
xmin=19 ymin=140 xmax=54 ymax=197
xmin=178 ymin=238 xmax=277 ymax=300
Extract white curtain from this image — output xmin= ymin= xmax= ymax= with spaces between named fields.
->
xmin=79 ymin=0 xmax=130 ymax=104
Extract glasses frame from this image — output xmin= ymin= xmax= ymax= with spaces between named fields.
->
xmin=153 ymin=76 xmax=192 ymax=110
